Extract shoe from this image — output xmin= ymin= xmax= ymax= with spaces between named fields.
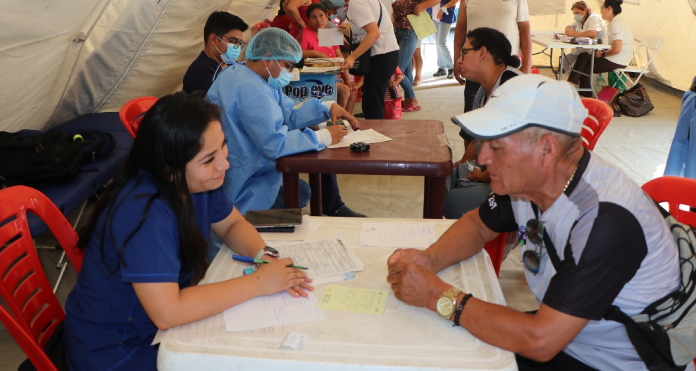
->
xmin=402 ymin=103 xmax=421 ymax=112
xmin=433 ymin=69 xmax=446 ymax=77
xmin=354 ymin=112 xmax=365 ymax=118
xmin=447 ymin=69 xmax=454 ymax=79
xmin=327 ymin=205 xmax=367 ymax=217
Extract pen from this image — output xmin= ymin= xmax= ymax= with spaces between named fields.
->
xmin=232 ymin=255 xmax=308 ymax=270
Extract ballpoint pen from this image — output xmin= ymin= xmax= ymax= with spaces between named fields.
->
xmin=232 ymin=255 xmax=308 ymax=270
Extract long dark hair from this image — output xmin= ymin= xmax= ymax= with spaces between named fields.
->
xmin=604 ymin=0 xmax=623 ymax=15
xmin=466 ymin=27 xmax=521 ymax=68
xmin=79 ymin=92 xmax=222 ymax=284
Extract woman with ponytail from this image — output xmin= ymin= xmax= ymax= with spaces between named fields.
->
xmin=568 ymin=0 xmax=634 ymax=97
xmin=444 ymin=27 xmax=523 ymax=219
xmin=64 ymin=92 xmax=312 ymax=370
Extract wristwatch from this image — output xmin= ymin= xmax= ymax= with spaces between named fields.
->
xmin=436 ymin=287 xmax=463 ymax=319
xmin=255 ymin=246 xmax=280 ymax=259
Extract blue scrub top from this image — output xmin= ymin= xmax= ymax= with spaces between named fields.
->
xmin=206 ymin=63 xmax=331 ymax=215
xmin=64 ymin=171 xmax=233 ymax=371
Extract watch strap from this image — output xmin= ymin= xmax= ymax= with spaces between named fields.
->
xmin=254 ymin=248 xmax=266 ymax=260
xmin=452 ymin=293 xmax=473 ymax=327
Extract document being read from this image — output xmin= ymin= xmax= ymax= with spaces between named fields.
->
xmin=319 ymin=285 xmax=389 ymax=315
xmin=360 ymin=222 xmax=437 ymax=248
xmin=407 ymin=12 xmax=437 ymax=40
xmin=274 ymin=238 xmax=364 ymax=279
xmin=224 ymin=292 xmax=324 ymax=332
xmin=327 ymin=129 xmax=392 ymax=149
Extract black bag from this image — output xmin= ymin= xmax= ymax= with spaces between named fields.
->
xmin=614 ymin=83 xmax=655 ymax=117
xmin=63 ymin=129 xmax=116 ymax=162
xmin=349 ymin=1 xmax=382 ymax=76
xmin=0 ymin=129 xmax=83 ymax=187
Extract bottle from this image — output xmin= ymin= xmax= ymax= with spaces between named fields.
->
xmin=389 ymin=87 xmax=398 ymax=100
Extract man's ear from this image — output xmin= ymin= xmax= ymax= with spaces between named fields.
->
xmin=539 ymin=134 xmax=561 ymax=168
xmin=478 ymin=46 xmax=488 ymax=61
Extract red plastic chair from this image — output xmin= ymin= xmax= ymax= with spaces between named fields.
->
xmin=118 ymin=96 xmax=158 ymax=138
xmin=642 ymin=176 xmax=696 ymax=227
xmin=0 ymin=186 xmax=83 ymax=371
xmin=483 ymin=233 xmax=507 ymax=277
xmin=581 ymin=98 xmax=613 ymax=150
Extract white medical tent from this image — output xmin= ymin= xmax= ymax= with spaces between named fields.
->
xmin=1 ymin=0 xmax=695 ymax=133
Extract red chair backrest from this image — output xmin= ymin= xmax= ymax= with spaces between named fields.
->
xmin=580 ymin=98 xmax=613 ymax=150
xmin=118 ymin=96 xmax=158 ymax=138
xmin=642 ymin=176 xmax=696 ymax=227
xmin=483 ymin=232 xmax=507 ymax=277
xmin=0 ymin=186 xmax=83 ymax=371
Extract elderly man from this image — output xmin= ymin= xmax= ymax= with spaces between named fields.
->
xmin=387 ymin=74 xmax=682 ymax=370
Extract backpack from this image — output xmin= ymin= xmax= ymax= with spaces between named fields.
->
xmin=63 ymin=129 xmax=116 ymax=162
xmin=0 ymin=129 xmax=83 ymax=188
xmin=603 ymin=213 xmax=696 ymax=371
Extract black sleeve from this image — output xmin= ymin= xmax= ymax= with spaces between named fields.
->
xmin=478 ymin=193 xmax=519 ymax=233
xmin=542 ymin=203 xmax=648 ymax=320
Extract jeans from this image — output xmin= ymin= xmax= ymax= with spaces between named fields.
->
xmin=435 ymin=21 xmax=454 ymax=70
xmin=395 ymin=27 xmax=420 ymax=100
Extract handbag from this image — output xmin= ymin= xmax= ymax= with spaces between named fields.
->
xmin=384 ymin=98 xmax=401 ymax=120
xmin=349 ymin=1 xmax=382 ymax=76
xmin=614 ymin=83 xmax=655 ymax=117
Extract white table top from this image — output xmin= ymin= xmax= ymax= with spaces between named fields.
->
xmin=532 ymin=31 xmax=610 ymax=50
xmin=157 ymin=217 xmax=516 ymax=371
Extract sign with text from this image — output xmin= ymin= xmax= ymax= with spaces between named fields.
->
xmin=283 ymin=72 xmax=336 ymax=105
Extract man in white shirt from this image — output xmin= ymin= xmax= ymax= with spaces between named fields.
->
xmin=452 ymin=0 xmax=532 ymax=113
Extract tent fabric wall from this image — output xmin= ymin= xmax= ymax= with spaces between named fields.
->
xmin=0 ymin=0 xmax=694 ymax=132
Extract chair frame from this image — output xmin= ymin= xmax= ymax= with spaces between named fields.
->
xmin=581 ymin=98 xmax=613 ymax=151
xmin=0 ymin=186 xmax=83 ymax=371
xmin=118 ymin=96 xmax=158 ymax=138
xmin=616 ymin=35 xmax=663 ymax=89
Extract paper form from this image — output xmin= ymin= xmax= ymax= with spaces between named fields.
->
xmin=326 ymin=128 xmax=392 ymax=148
xmin=360 ymin=222 xmax=437 ymax=248
xmin=274 ymin=238 xmax=364 ymax=279
xmin=407 ymin=12 xmax=437 ymax=40
xmin=152 ymin=312 xmax=292 ymax=344
xmin=318 ymin=28 xmax=345 ymax=47
xmin=318 ymin=285 xmax=389 ymax=315
xmin=223 ymin=291 xmax=325 ymax=332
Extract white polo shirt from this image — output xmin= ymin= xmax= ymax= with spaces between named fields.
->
xmin=605 ymin=13 xmax=634 ymax=66
xmin=570 ymin=12 xmax=607 ymax=43
xmin=348 ymin=0 xmax=399 ymax=56
xmin=464 ymin=0 xmax=530 ymax=56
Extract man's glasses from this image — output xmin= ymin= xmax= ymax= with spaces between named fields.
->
xmin=217 ymin=35 xmax=246 ymax=48
xmin=522 ymin=219 xmax=544 ymax=274
xmin=459 ymin=47 xmax=479 ymax=60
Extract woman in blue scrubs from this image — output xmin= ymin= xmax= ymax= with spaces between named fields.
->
xmin=64 ymin=92 xmax=312 ymax=370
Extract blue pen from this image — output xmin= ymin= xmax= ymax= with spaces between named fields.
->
xmin=232 ymin=255 xmax=308 ymax=270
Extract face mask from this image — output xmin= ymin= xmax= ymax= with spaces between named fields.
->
xmin=216 ymin=36 xmax=241 ymax=63
xmin=329 ymin=14 xmax=337 ymax=20
xmin=337 ymin=7 xmax=347 ymax=21
xmin=574 ymin=13 xmax=584 ymax=23
xmin=266 ymin=60 xmax=294 ymax=89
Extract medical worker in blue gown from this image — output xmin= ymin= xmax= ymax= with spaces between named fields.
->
xmin=206 ymin=28 xmax=360 ymax=218
xmin=64 ymin=92 xmax=312 ymax=371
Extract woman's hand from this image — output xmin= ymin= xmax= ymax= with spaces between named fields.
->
xmin=346 ymin=80 xmax=358 ymax=92
xmin=565 ymin=25 xmax=574 ymax=36
xmin=594 ymin=50 xmax=605 ymax=59
xmin=253 ymin=258 xmax=312 ymax=297
xmin=330 ymin=103 xmax=360 ymax=130
xmin=437 ymin=9 xmax=444 ymax=20
xmin=327 ymin=125 xmax=348 ymax=144
xmin=340 ymin=54 xmax=355 ymax=71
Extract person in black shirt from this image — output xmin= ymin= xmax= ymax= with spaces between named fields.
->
xmin=182 ymin=11 xmax=248 ymax=94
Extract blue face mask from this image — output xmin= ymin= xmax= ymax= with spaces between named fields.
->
xmin=266 ymin=60 xmax=294 ymax=89
xmin=216 ymin=36 xmax=241 ymax=63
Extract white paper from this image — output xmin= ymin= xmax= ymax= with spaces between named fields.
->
xmin=360 ymin=222 xmax=437 ymax=248
xmin=223 ymin=291 xmax=324 ymax=332
xmin=318 ymin=28 xmax=345 ymax=47
xmin=274 ymin=238 xmax=364 ymax=279
xmin=327 ymin=129 xmax=392 ymax=149
xmin=302 ymin=66 xmax=341 ymax=73
xmin=260 ymin=215 xmax=315 ymax=241
xmin=152 ymin=313 xmax=291 ymax=344
xmin=280 ymin=331 xmax=308 ymax=350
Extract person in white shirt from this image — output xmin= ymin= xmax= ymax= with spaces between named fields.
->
xmin=561 ymin=1 xmax=607 ymax=74
xmin=452 ymin=0 xmax=532 ymax=113
xmin=568 ymin=0 xmax=634 ymax=97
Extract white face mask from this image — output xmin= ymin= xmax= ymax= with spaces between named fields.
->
xmin=574 ymin=13 xmax=584 ymax=23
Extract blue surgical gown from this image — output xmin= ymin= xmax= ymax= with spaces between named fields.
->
xmin=206 ymin=63 xmax=331 ymax=215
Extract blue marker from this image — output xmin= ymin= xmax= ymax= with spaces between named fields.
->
xmin=232 ymin=255 xmax=308 ymax=270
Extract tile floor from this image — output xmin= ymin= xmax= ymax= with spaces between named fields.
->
xmin=0 ymin=53 xmax=685 ymax=370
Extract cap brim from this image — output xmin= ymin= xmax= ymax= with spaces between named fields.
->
xmin=451 ymin=108 xmax=529 ymax=141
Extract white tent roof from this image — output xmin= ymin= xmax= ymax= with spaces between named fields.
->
xmin=1 ymin=0 xmax=694 ymax=132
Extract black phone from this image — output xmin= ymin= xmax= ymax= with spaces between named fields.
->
xmin=245 ymin=209 xmax=303 ymax=228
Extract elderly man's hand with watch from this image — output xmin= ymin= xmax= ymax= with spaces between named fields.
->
xmin=256 ymin=245 xmax=314 ymax=297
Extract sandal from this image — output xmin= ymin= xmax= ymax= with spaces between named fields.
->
xmin=402 ymin=103 xmax=421 ymax=112
xmin=413 ymin=78 xmax=422 ymax=86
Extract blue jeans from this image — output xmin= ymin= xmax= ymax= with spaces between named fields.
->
xmin=436 ymin=21 xmax=454 ymax=70
xmin=395 ymin=27 xmax=420 ymax=100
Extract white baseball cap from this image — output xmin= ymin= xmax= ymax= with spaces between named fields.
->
xmin=452 ymin=74 xmax=588 ymax=140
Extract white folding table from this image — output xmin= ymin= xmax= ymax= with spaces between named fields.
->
xmin=157 ymin=217 xmax=516 ymax=371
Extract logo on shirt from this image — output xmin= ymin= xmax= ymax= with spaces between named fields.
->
xmin=488 ymin=195 xmax=498 ymax=210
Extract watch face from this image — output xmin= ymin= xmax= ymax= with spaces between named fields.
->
xmin=437 ymin=296 xmax=455 ymax=317
xmin=264 ymin=246 xmax=279 ymax=258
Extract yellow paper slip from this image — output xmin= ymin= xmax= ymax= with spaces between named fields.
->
xmin=318 ymin=285 xmax=389 ymax=315
xmin=406 ymin=12 xmax=437 ymax=40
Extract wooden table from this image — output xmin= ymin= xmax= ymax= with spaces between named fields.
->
xmin=276 ymin=120 xmax=452 ymax=219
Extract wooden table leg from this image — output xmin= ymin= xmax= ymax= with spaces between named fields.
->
xmin=309 ymin=173 xmax=322 ymax=216
xmin=423 ymin=176 xmax=446 ymax=219
xmin=283 ymin=172 xmax=300 ymax=209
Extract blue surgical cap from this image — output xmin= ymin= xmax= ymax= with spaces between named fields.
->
xmin=244 ymin=28 xmax=303 ymax=63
